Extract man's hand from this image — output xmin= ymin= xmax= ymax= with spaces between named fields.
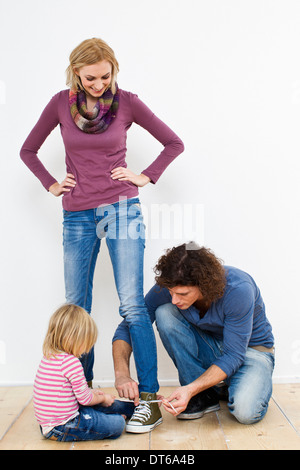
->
xmin=113 ymin=340 xmax=140 ymax=405
xmin=115 ymin=375 xmax=140 ymax=406
xmin=162 ymin=385 xmax=193 ymax=416
xmin=162 ymin=365 xmax=227 ymax=416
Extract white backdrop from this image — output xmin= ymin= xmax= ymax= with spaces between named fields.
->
xmin=1 ymin=0 xmax=300 ymax=385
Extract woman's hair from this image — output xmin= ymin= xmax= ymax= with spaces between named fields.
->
xmin=66 ymin=37 xmax=119 ymax=94
xmin=43 ymin=304 xmax=98 ymax=359
xmin=154 ymin=242 xmax=227 ymax=303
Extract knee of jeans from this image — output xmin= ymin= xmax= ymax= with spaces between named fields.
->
xmin=118 ymin=295 xmax=148 ymax=320
xmin=110 ymin=416 xmax=126 ymax=439
xmin=228 ymin=394 xmax=269 ymax=425
xmin=155 ymin=303 xmax=180 ymax=334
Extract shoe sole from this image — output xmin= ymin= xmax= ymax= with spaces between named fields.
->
xmin=126 ymin=417 xmax=163 ymax=433
xmin=177 ymin=404 xmax=220 ymax=420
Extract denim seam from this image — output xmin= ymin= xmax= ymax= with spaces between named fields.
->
xmin=83 ymin=236 xmax=100 ymax=311
xmin=195 ymin=328 xmax=223 ymax=360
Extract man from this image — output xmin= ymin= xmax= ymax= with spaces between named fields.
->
xmin=113 ymin=242 xmax=275 ymax=429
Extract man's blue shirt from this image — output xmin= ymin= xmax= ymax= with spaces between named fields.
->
xmin=113 ymin=266 xmax=274 ymax=377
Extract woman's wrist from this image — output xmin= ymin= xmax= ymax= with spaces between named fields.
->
xmin=140 ymin=173 xmax=151 ymax=185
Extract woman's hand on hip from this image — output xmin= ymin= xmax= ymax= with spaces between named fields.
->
xmin=49 ymin=173 xmax=76 ymax=197
xmin=111 ymin=167 xmax=150 ymax=187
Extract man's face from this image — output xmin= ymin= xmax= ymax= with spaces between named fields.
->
xmin=168 ymin=285 xmax=203 ymax=310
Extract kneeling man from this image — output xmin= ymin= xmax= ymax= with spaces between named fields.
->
xmin=113 ymin=242 xmax=275 ymax=425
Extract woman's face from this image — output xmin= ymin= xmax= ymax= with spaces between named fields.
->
xmin=76 ymin=60 xmax=112 ymax=98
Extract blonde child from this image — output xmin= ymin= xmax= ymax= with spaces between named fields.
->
xmin=33 ymin=304 xmax=134 ymax=441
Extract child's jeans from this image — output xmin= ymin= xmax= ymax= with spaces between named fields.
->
xmin=42 ymin=400 xmax=135 ymax=441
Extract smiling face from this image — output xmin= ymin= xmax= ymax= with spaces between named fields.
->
xmin=168 ymin=285 xmax=203 ymax=310
xmin=75 ymin=60 xmax=112 ymax=99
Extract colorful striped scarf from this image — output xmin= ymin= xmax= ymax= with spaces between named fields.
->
xmin=69 ymin=85 xmax=119 ymax=134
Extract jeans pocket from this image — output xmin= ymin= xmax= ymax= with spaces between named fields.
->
xmin=63 ymin=209 xmax=71 ymax=218
xmin=44 ymin=415 xmax=80 ymax=442
xmin=44 ymin=428 xmax=64 ymax=441
xmin=262 ymin=351 xmax=275 ymax=368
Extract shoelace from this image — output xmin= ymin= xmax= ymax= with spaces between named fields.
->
xmin=130 ymin=400 xmax=152 ymax=423
xmin=141 ymin=399 xmax=177 ymax=412
xmin=130 ymin=399 xmax=177 ymax=422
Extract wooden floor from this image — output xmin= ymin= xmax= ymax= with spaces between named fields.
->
xmin=0 ymin=384 xmax=300 ymax=450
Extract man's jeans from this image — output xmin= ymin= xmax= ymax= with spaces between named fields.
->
xmin=43 ymin=400 xmax=135 ymax=441
xmin=155 ymin=303 xmax=275 ymax=424
xmin=63 ymin=197 xmax=159 ymax=392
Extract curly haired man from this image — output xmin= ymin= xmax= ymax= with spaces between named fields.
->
xmin=113 ymin=242 xmax=275 ymax=427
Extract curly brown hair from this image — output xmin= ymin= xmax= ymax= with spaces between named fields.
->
xmin=154 ymin=242 xmax=227 ymax=303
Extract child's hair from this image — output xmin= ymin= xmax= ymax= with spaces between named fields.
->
xmin=43 ymin=304 xmax=98 ymax=359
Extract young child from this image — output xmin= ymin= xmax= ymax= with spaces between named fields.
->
xmin=33 ymin=304 xmax=135 ymax=441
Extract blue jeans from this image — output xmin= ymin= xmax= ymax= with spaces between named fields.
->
xmin=155 ymin=303 xmax=275 ymax=424
xmin=63 ymin=197 xmax=159 ymax=392
xmin=43 ymin=400 xmax=135 ymax=441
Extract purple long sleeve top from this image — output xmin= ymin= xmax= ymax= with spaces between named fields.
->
xmin=20 ymin=89 xmax=184 ymax=211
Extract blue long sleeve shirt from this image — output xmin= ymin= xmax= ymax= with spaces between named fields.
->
xmin=112 ymin=266 xmax=274 ymax=378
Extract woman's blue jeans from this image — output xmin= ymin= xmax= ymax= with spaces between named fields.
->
xmin=63 ymin=197 xmax=159 ymax=392
xmin=155 ymin=303 xmax=275 ymax=424
xmin=43 ymin=400 xmax=135 ymax=441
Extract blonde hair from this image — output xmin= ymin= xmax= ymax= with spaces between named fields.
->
xmin=43 ymin=304 xmax=98 ymax=359
xmin=66 ymin=38 xmax=119 ymax=94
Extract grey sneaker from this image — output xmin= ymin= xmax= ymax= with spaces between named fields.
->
xmin=126 ymin=392 xmax=163 ymax=433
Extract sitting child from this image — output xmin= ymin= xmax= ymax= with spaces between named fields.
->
xmin=33 ymin=303 xmax=134 ymax=441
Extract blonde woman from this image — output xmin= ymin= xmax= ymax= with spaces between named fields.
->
xmin=33 ymin=304 xmax=135 ymax=441
xmin=20 ymin=38 xmax=184 ymax=432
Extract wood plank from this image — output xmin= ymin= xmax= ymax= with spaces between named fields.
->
xmin=217 ymin=397 xmax=300 ymax=450
xmin=1 ymin=385 xmax=300 ymax=450
xmin=0 ymin=399 xmax=72 ymax=450
xmin=73 ymin=428 xmax=150 ymax=450
xmin=272 ymin=383 xmax=300 ymax=432
xmin=151 ymin=407 xmax=228 ymax=450
xmin=0 ymin=386 xmax=33 ymax=440
xmin=150 ymin=387 xmax=227 ymax=450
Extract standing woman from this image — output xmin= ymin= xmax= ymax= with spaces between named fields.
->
xmin=20 ymin=38 xmax=184 ymax=433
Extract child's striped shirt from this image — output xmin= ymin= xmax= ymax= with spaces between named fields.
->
xmin=33 ymin=353 xmax=93 ymax=434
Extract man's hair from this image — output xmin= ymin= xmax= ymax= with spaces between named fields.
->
xmin=154 ymin=242 xmax=227 ymax=303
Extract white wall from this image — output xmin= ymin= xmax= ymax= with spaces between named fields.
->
xmin=1 ymin=0 xmax=300 ymax=385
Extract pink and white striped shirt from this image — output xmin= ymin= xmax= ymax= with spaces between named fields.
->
xmin=33 ymin=353 xmax=93 ymax=434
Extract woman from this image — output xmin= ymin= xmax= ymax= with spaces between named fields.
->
xmin=20 ymin=38 xmax=184 ymax=433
